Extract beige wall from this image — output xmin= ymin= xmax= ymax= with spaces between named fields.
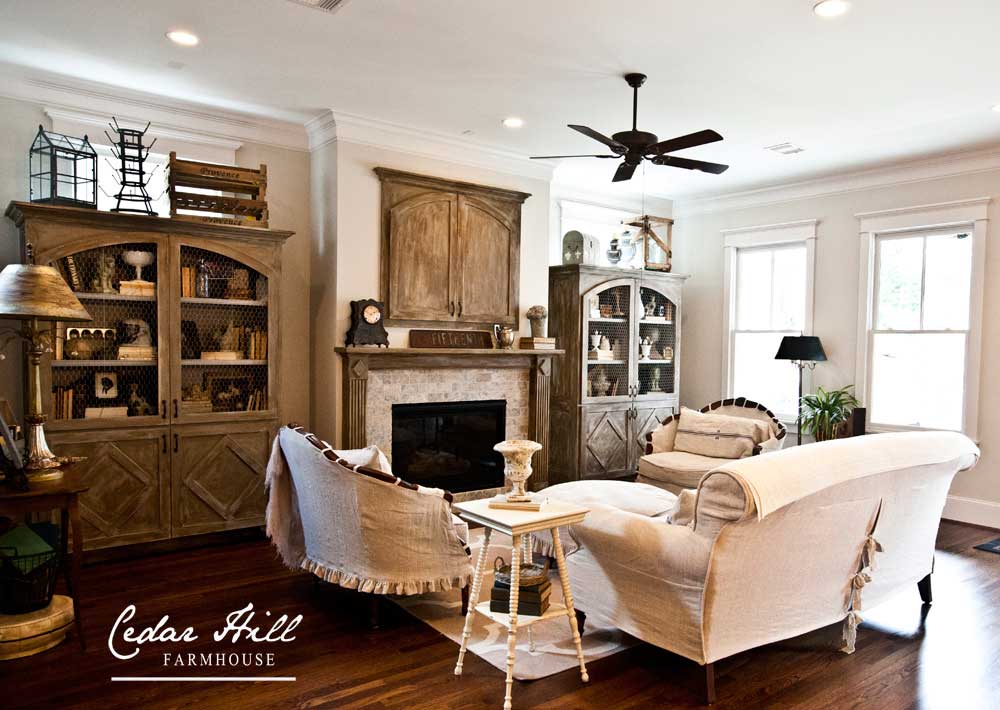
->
xmin=310 ymin=140 xmax=552 ymax=445
xmin=675 ymin=169 xmax=1000 ymax=513
xmin=0 ymin=95 xmax=312 ymax=430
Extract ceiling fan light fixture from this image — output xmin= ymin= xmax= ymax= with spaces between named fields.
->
xmin=813 ymin=0 xmax=851 ymax=18
xmin=502 ymin=117 xmax=525 ymax=129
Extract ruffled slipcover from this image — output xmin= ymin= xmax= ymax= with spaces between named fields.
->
xmin=266 ymin=426 xmax=473 ymax=596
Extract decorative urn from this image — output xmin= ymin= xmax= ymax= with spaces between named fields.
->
xmin=494 ymin=439 xmax=543 ymax=502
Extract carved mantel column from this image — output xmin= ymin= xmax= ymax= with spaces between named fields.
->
xmin=529 ymin=355 xmax=553 ymax=491
xmin=342 ymin=352 xmax=370 ymax=449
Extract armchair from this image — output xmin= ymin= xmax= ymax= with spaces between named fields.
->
xmin=639 ymin=398 xmax=786 ymax=493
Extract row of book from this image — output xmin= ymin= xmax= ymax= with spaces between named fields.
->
xmin=52 ymin=386 xmax=76 ymax=420
xmin=490 ymin=577 xmax=551 ymax=616
xmin=235 ymin=327 xmax=268 ymax=360
xmin=246 ymin=388 xmax=267 ymax=412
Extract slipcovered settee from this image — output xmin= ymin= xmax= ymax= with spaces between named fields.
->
xmin=536 ymin=431 xmax=979 ymax=702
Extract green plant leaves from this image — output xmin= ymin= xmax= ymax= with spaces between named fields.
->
xmin=799 ymin=385 xmax=860 ymax=441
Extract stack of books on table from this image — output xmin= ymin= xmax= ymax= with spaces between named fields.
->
xmin=488 ymin=495 xmax=547 ymax=512
xmin=490 ymin=577 xmax=552 ymax=616
xmin=519 ymin=337 xmax=556 ymax=350
xmin=118 ymin=345 xmax=157 ymax=361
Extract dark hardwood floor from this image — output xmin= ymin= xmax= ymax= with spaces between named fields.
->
xmin=3 ymin=521 xmax=999 ymax=709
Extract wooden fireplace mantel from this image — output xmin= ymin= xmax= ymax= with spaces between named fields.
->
xmin=335 ymin=347 xmax=563 ymax=490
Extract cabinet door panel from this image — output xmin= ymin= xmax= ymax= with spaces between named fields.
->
xmin=171 ymin=422 xmax=274 ymax=537
xmin=582 ymin=407 xmax=630 ymax=478
xmin=387 ymin=194 xmax=457 ymax=321
xmin=457 ymin=197 xmax=516 ymax=324
xmin=48 ymin=427 xmax=170 ymax=550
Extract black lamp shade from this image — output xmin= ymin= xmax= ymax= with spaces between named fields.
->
xmin=775 ymin=335 xmax=827 ymax=362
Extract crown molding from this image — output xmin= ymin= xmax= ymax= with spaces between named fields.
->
xmin=0 ymin=65 xmax=310 ymax=152
xmin=674 ymin=145 xmax=1000 ymax=217
xmin=44 ymin=106 xmax=244 ymax=152
xmin=306 ymin=109 xmax=555 ymax=182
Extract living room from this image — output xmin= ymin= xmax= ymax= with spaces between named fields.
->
xmin=0 ymin=1 xmax=998 ymax=708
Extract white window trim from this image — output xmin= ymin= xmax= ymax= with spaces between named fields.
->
xmin=721 ymin=219 xmax=818 ymax=418
xmin=855 ymin=197 xmax=989 ymax=439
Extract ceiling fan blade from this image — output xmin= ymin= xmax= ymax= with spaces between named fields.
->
xmin=647 ymin=129 xmax=723 ymax=156
xmin=651 ymin=155 xmax=729 ymax=174
xmin=612 ymin=162 xmax=638 ymax=182
xmin=529 ymin=154 xmax=619 ymax=160
xmin=568 ymin=125 xmax=627 ymax=154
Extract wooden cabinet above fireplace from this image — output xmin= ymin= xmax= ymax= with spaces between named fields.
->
xmin=375 ymin=168 xmax=530 ymax=329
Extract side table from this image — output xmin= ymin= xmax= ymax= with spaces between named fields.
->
xmin=453 ymin=497 xmax=589 ymax=710
xmin=0 ymin=466 xmax=88 ymax=650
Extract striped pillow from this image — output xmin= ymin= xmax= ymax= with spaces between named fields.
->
xmin=673 ymin=407 xmax=767 ymax=459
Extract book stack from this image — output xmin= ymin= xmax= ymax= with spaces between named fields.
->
xmin=181 ymin=266 xmax=197 ymax=297
xmin=52 ymin=386 xmax=75 ymax=420
xmin=181 ymin=399 xmax=213 ymax=415
xmin=246 ymin=389 xmax=267 ymax=411
xmin=588 ymin=349 xmax=615 ymax=361
xmin=232 ymin=327 xmax=268 ymax=360
xmin=118 ymin=345 xmax=157 ymax=361
xmin=119 ymin=280 xmax=155 ymax=297
xmin=488 ymin=495 xmax=546 ymax=512
xmin=518 ymin=337 xmax=556 ymax=350
xmin=490 ymin=578 xmax=552 ymax=617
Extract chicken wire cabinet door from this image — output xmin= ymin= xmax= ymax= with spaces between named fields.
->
xmin=582 ymin=280 xmax=634 ymax=402
xmin=636 ymin=285 xmax=678 ymax=399
xmin=170 ymin=422 xmax=273 ymax=537
xmin=46 ymin=427 xmax=170 ymax=550
xmin=173 ymin=244 xmax=273 ymax=423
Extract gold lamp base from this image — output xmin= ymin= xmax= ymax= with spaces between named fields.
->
xmin=23 ymin=417 xmax=83 ymax=480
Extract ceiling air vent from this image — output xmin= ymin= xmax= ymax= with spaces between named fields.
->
xmin=286 ymin=0 xmax=352 ymax=13
xmin=764 ymin=142 xmax=805 ymax=155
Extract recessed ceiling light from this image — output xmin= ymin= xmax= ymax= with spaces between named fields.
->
xmin=765 ymin=142 xmax=806 ymax=155
xmin=166 ymin=30 xmax=199 ymax=46
xmin=502 ymin=117 xmax=525 ymax=129
xmin=813 ymin=0 xmax=851 ymax=18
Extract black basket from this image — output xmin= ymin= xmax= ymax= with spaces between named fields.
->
xmin=0 ymin=544 xmax=60 ymax=614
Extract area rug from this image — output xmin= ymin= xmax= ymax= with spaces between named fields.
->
xmin=391 ymin=530 xmax=636 ymax=680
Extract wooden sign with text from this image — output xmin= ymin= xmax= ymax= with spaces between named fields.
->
xmin=408 ymin=329 xmax=494 ymax=349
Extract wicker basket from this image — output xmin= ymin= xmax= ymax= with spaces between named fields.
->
xmin=493 ymin=556 xmax=549 ymax=587
xmin=0 ymin=546 xmax=60 ymax=615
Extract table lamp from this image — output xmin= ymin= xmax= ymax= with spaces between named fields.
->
xmin=0 ymin=247 xmax=91 ymax=478
xmin=775 ymin=335 xmax=827 ymax=446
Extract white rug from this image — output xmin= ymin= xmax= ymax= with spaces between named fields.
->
xmin=391 ymin=530 xmax=636 ymax=680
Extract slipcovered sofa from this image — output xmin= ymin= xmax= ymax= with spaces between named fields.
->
xmin=638 ymin=397 xmax=787 ymax=494
xmin=265 ymin=425 xmax=473 ymax=622
xmin=535 ymin=431 xmax=979 ymax=702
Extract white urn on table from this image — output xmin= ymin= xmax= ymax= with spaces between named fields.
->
xmin=494 ymin=439 xmax=543 ymax=503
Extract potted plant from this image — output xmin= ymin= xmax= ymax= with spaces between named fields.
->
xmin=800 ymin=385 xmax=860 ymax=442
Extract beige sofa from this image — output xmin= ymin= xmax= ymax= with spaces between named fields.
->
xmin=638 ymin=397 xmax=787 ymax=494
xmin=537 ymin=431 xmax=979 ymax=703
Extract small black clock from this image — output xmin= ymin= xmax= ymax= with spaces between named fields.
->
xmin=345 ymin=299 xmax=389 ymax=347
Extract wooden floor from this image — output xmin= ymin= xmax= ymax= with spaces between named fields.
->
xmin=2 ymin=521 xmax=999 ymax=710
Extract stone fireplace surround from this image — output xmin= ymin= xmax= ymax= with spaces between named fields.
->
xmin=335 ymin=347 xmax=562 ymax=494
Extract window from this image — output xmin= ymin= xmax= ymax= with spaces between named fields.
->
xmin=856 ymin=198 xmax=987 ymax=438
xmin=869 ymin=231 xmax=972 ymax=430
xmin=722 ymin=220 xmax=816 ymax=420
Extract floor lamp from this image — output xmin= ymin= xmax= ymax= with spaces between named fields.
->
xmin=775 ymin=335 xmax=827 ymax=447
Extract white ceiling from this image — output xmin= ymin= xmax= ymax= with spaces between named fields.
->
xmin=2 ymin=0 xmax=1000 ymax=199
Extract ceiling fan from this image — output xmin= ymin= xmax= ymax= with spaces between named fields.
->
xmin=531 ymin=73 xmax=729 ymax=182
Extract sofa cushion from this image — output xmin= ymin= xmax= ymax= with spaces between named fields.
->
xmin=333 ymin=445 xmax=392 ymax=473
xmin=673 ymin=407 xmax=767 ymax=459
xmin=543 ymin=480 xmax=678 ymax=519
xmin=638 ymin=450 xmax=734 ymax=490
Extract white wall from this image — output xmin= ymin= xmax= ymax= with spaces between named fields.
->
xmin=674 ymin=168 xmax=1000 ymax=525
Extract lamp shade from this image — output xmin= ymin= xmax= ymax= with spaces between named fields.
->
xmin=0 ymin=263 xmax=91 ymax=322
xmin=775 ymin=335 xmax=827 ymax=362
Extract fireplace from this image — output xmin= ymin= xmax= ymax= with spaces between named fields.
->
xmin=391 ymin=400 xmax=506 ymax=493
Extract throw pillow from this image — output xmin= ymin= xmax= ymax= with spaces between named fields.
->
xmin=673 ymin=407 xmax=763 ymax=459
xmin=333 ymin=445 xmax=392 ymax=474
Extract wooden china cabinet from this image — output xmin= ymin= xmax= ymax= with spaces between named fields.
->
xmin=547 ymin=265 xmax=688 ymax=484
xmin=5 ymin=202 xmax=292 ymax=550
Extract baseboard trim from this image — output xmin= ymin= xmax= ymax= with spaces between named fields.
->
xmin=942 ymin=495 xmax=1000 ymax=530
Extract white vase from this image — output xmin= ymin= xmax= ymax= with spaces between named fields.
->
xmin=494 ymin=439 xmax=543 ymax=502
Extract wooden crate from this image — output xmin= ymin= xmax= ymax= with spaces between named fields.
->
xmin=168 ymin=152 xmax=268 ymax=228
